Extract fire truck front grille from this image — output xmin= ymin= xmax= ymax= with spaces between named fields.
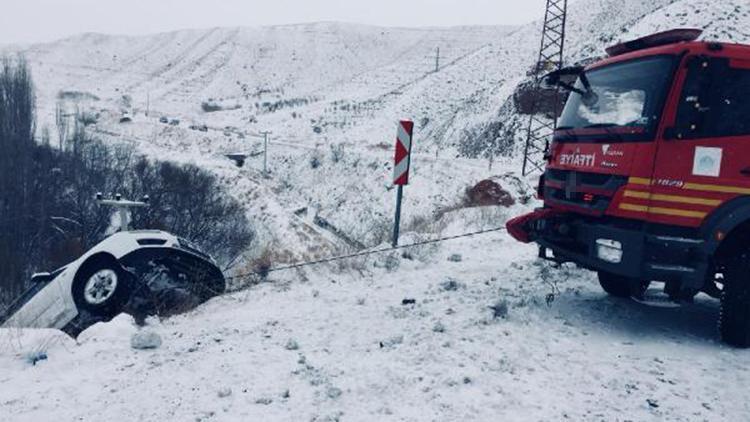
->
xmin=543 ymin=169 xmax=628 ymax=214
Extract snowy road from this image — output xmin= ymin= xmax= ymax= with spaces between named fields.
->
xmin=2 ymin=231 xmax=748 ymax=421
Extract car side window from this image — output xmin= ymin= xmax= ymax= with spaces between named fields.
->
xmin=674 ymin=56 xmax=750 ymax=139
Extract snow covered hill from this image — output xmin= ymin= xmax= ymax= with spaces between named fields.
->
xmin=3 ymin=0 xmax=750 ymax=420
xmin=5 ymin=0 xmax=748 ymax=265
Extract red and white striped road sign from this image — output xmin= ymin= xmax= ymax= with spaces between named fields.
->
xmin=393 ymin=120 xmax=414 ymax=185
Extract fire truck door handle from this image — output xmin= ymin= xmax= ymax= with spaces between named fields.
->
xmin=741 ymin=167 xmax=750 ymax=176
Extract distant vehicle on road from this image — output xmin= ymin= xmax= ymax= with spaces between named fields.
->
xmin=0 ymin=230 xmax=225 ymax=336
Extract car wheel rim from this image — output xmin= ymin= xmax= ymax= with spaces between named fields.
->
xmin=84 ymin=269 xmax=118 ymax=305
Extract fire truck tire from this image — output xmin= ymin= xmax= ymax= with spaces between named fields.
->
xmin=719 ymin=254 xmax=750 ymax=348
xmin=597 ymin=271 xmax=648 ymax=298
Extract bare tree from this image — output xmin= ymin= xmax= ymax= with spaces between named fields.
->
xmin=0 ymin=56 xmax=36 ymax=302
xmin=55 ymin=100 xmax=68 ymax=151
xmin=0 ymin=57 xmax=254 ymax=310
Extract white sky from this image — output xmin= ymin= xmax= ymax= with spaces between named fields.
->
xmin=0 ymin=0 xmax=547 ymax=44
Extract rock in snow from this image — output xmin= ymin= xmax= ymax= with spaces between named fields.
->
xmin=326 ymin=387 xmax=343 ymax=399
xmin=130 ymin=330 xmax=162 ymax=350
xmin=285 ymin=339 xmax=300 ymax=351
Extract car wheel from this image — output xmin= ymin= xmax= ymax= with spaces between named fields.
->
xmin=719 ymin=252 xmax=750 ymax=348
xmin=598 ymin=271 xmax=649 ymax=298
xmin=73 ymin=258 xmax=131 ymax=318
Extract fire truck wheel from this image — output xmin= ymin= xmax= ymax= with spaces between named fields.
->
xmin=597 ymin=271 xmax=648 ymax=298
xmin=719 ymin=254 xmax=750 ymax=348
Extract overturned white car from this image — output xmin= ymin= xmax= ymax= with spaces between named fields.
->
xmin=1 ymin=230 xmax=225 ymax=336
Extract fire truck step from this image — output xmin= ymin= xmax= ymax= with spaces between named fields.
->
xmin=631 ymin=291 xmax=683 ymax=308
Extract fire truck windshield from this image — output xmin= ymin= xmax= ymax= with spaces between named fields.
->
xmin=557 ymin=55 xmax=676 ymax=140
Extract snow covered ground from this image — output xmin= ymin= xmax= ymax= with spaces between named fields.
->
xmin=3 ymin=0 xmax=750 ymax=420
xmin=2 ymin=215 xmax=749 ymax=421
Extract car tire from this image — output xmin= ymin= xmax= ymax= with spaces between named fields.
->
xmin=719 ymin=252 xmax=750 ymax=348
xmin=598 ymin=271 xmax=648 ymax=298
xmin=73 ymin=257 xmax=131 ymax=318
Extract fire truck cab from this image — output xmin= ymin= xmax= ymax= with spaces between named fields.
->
xmin=507 ymin=29 xmax=750 ymax=347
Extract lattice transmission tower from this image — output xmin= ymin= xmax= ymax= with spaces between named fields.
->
xmin=521 ymin=0 xmax=569 ymax=176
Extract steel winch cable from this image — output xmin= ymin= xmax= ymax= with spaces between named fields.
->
xmin=220 ymin=226 xmax=508 ymax=287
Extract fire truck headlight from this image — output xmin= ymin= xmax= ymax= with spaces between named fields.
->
xmin=596 ymin=239 xmax=623 ymax=264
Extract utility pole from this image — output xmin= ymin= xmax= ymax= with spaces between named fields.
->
xmin=259 ymin=130 xmax=272 ymax=175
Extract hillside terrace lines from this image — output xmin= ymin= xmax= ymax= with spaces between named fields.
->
xmin=122 ymin=31 xmax=229 ymax=97
xmin=155 ymin=31 xmax=245 ymax=104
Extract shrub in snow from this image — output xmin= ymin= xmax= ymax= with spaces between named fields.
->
xmin=326 ymin=387 xmax=343 ymax=399
xmin=433 ymin=322 xmax=446 ymax=333
xmin=440 ymin=278 xmax=464 ymax=291
xmin=201 ymin=101 xmax=223 ymax=113
xmin=330 ymin=143 xmax=345 ymax=163
xmin=448 ymin=254 xmax=463 ymax=262
xmin=217 ymin=387 xmax=232 ymax=398
xmin=285 ymin=339 xmax=300 ymax=351
xmin=373 ymin=253 xmax=400 ymax=272
xmin=5 ymin=328 xmax=73 ymax=365
xmin=309 ymin=154 xmax=322 ymax=169
xmin=130 ymin=330 xmax=162 ymax=350
xmin=489 ymin=299 xmax=509 ymax=319
xmin=457 ymin=103 xmax=520 ymax=160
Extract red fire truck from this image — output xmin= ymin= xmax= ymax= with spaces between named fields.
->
xmin=507 ymin=29 xmax=750 ymax=347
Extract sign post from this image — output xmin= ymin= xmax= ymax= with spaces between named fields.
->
xmin=392 ymin=120 xmax=414 ymax=247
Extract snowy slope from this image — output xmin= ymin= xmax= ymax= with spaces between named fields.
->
xmin=2 ymin=1 xmax=750 ymax=420
xmin=9 ymin=0 xmax=750 ymax=265
xmin=2 ymin=220 xmax=749 ymax=421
